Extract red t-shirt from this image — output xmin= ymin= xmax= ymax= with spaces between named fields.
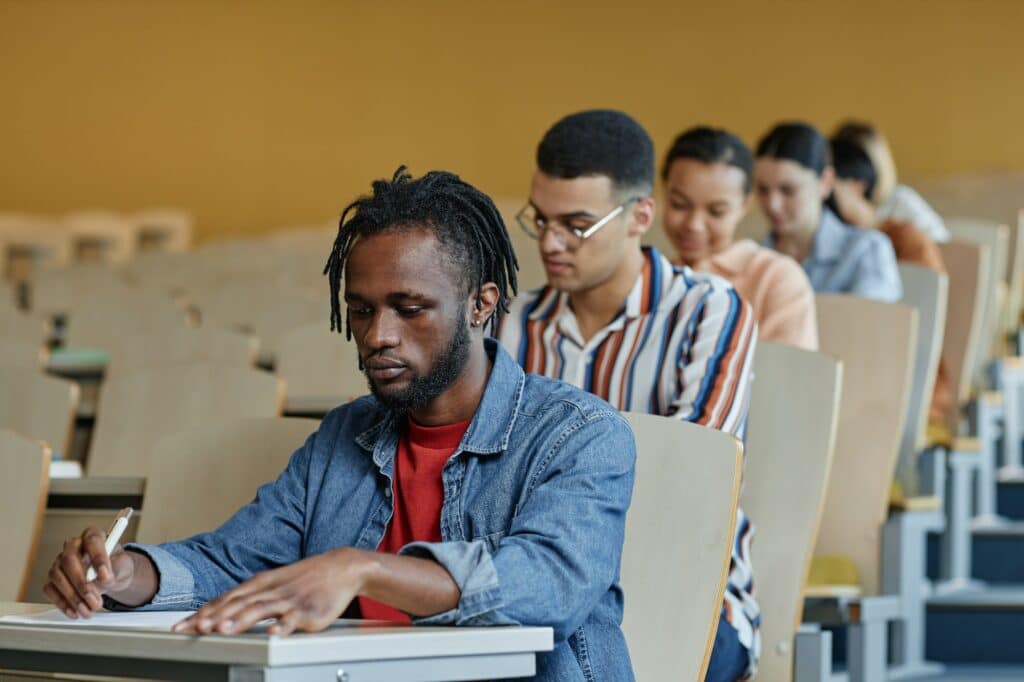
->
xmin=358 ymin=416 xmax=470 ymax=622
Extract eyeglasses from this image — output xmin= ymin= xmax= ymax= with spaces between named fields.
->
xmin=516 ymin=197 xmax=643 ymax=247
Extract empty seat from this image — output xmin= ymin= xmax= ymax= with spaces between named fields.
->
xmin=86 ymin=364 xmax=284 ymax=477
xmin=136 ymin=417 xmax=322 ymax=544
xmin=619 ymin=412 xmax=742 ymax=681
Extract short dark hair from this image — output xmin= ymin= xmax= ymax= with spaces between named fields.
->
xmin=324 ymin=166 xmax=518 ymax=337
xmin=755 ymin=121 xmax=830 ymax=176
xmin=536 ymin=109 xmax=654 ymax=196
xmin=661 ymin=126 xmax=754 ymax=194
xmin=829 ymin=137 xmax=878 ymax=199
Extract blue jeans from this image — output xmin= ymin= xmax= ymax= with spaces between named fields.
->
xmin=704 ymin=615 xmax=750 ymax=682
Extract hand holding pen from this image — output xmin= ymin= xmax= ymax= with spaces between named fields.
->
xmin=42 ymin=507 xmax=158 ymax=619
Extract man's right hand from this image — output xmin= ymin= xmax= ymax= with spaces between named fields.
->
xmin=43 ymin=527 xmax=137 ymax=619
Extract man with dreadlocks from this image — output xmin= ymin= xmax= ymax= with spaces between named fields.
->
xmin=44 ymin=167 xmax=638 ymax=680
xmin=498 ymin=110 xmax=759 ymax=682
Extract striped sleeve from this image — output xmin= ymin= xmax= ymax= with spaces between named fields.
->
xmin=670 ymin=284 xmax=757 ymax=436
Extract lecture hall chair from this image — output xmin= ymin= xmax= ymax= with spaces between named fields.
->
xmin=946 ymin=219 xmax=1009 ymax=372
xmin=135 ymin=417 xmax=322 ymax=544
xmin=0 ymin=337 xmax=48 ymax=371
xmin=121 ymin=250 xmax=205 ymax=298
xmin=187 ymin=280 xmax=323 ymax=361
xmin=0 ymin=213 xmax=72 ymax=284
xmin=86 ymin=363 xmax=285 ymax=477
xmin=29 ymin=262 xmax=133 ymax=319
xmin=931 ymin=241 xmax=1003 ymax=591
xmin=103 ymin=325 xmax=260 ymax=379
xmin=61 ymin=210 xmax=137 ymax=265
xmin=0 ymin=366 xmax=80 ymax=461
xmin=893 ymin=264 xmax=949 ymax=497
xmin=803 ymin=294 xmax=918 ymax=682
xmin=62 ymin=289 xmax=189 ymax=357
xmin=0 ymin=430 xmax=51 ymax=602
xmin=946 ymin=220 xmax=1024 ymax=486
xmin=880 ymin=264 xmax=949 ymax=676
xmin=619 ymin=412 xmax=741 ymax=682
xmin=1003 ymin=211 xmax=1024 ymax=338
xmin=0 ymin=296 xmax=50 ymax=369
xmin=129 ymin=208 xmax=193 ymax=253
xmin=276 ymin=321 xmax=364 ymax=415
xmin=741 ymin=343 xmax=842 ymax=681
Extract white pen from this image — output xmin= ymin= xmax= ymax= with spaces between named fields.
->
xmin=85 ymin=507 xmax=134 ymax=583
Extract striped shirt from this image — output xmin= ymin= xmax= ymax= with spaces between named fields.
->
xmin=497 ymin=246 xmax=761 ymax=674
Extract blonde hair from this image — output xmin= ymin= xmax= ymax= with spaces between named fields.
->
xmin=833 ymin=120 xmax=898 ymax=205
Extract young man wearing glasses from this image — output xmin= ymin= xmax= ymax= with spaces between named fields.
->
xmin=497 ymin=110 xmax=759 ymax=682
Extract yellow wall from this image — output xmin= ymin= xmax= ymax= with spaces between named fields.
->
xmin=1 ymin=0 xmax=1022 ymax=242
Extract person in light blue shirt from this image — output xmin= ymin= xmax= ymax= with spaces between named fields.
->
xmin=754 ymin=121 xmax=902 ymax=302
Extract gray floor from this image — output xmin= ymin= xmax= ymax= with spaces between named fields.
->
xmin=919 ymin=665 xmax=1024 ymax=681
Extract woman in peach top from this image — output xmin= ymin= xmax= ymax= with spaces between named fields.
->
xmin=661 ymin=126 xmax=818 ymax=350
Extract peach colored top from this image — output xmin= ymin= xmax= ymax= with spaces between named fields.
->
xmin=703 ymin=239 xmax=819 ymax=351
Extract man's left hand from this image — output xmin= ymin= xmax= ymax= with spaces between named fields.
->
xmin=172 ymin=547 xmax=373 ymax=636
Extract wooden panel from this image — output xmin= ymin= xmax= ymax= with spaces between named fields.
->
xmin=0 ymin=338 xmax=48 ymax=371
xmin=129 ymin=209 xmax=193 ymax=253
xmin=897 ymin=264 xmax=949 ymax=492
xmin=946 ymin=219 xmax=1009 ymax=375
xmin=742 ymin=343 xmax=842 ymax=681
xmin=61 ymin=211 xmax=136 ymax=265
xmin=137 ymin=417 xmax=320 ymax=544
xmin=0 ymin=431 xmax=51 ymax=601
xmin=187 ymin=280 xmax=322 ymax=358
xmin=0 ymin=304 xmax=50 ymax=352
xmin=87 ymin=364 xmax=284 ymax=477
xmin=64 ymin=290 xmax=188 ymax=356
xmin=0 ymin=214 xmax=73 ymax=282
xmin=276 ymin=321 xmax=363 ymax=405
xmin=814 ymin=295 xmax=918 ymax=595
xmin=0 ymin=367 xmax=79 ymax=459
xmin=936 ymin=241 xmax=988 ymax=412
xmin=619 ymin=412 xmax=741 ymax=682
xmin=105 ymin=326 xmax=259 ymax=378
xmin=1005 ymin=211 xmax=1024 ymax=331
xmin=29 ymin=264 xmax=131 ymax=318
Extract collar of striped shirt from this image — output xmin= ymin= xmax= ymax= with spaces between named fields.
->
xmin=521 ymin=246 xmax=695 ymax=342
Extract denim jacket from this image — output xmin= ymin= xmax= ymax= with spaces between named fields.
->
xmin=122 ymin=339 xmax=637 ymax=681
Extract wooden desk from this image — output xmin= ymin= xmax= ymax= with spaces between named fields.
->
xmin=0 ymin=603 xmax=553 ymax=681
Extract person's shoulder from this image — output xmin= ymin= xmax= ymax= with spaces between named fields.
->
xmin=846 ymin=221 xmax=896 ymax=254
xmin=880 ymin=219 xmax=944 ymax=270
xmin=889 ymin=184 xmax=930 ymax=210
xmin=747 ymin=243 xmax=814 ymax=292
xmin=518 ymin=372 xmax=627 ymax=426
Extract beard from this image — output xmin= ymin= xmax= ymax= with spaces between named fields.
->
xmin=364 ymin=320 xmax=472 ymax=414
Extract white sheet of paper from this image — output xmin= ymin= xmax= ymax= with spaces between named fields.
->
xmin=0 ymin=609 xmax=195 ymax=630
xmin=49 ymin=460 xmax=83 ymax=478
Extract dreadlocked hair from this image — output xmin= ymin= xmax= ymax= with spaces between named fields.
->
xmin=324 ymin=166 xmax=519 ymax=338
